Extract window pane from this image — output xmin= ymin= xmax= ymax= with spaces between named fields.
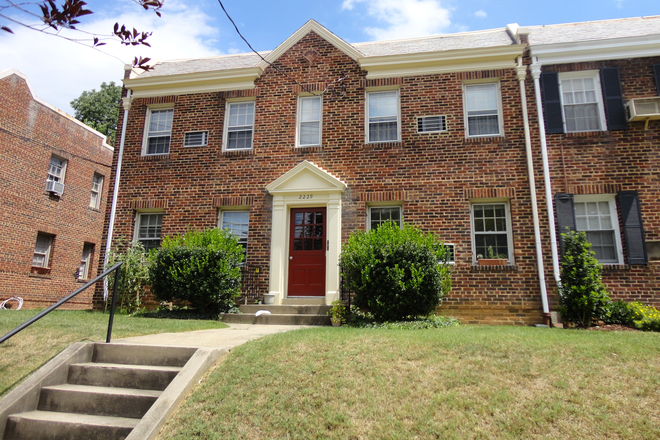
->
xmin=369 ymin=207 xmax=402 ymax=230
xmin=300 ymin=97 xmax=321 ymax=122
xmin=227 ymin=131 xmax=252 ymax=150
xmin=229 ymin=103 xmax=254 ymax=127
xmin=300 ymin=122 xmax=320 ymax=145
xmin=222 ymin=211 xmax=249 ymax=246
xmin=149 ymin=109 xmax=173 ymax=133
xmin=148 ymin=136 xmax=170 ymax=154
xmin=369 ymin=91 xmax=397 ymax=118
xmin=369 ymin=121 xmax=398 ymax=142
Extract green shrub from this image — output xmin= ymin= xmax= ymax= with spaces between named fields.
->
xmin=339 ymin=222 xmax=452 ymax=322
xmin=628 ymin=301 xmax=660 ymax=332
xmin=347 ymin=306 xmax=459 ymax=329
xmin=149 ymin=228 xmax=244 ymax=314
xmin=605 ymin=300 xmax=634 ymax=326
xmin=558 ymin=230 xmax=611 ymax=327
xmin=105 ymin=239 xmax=151 ymax=314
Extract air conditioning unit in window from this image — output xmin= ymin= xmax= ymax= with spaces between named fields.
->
xmin=625 ymin=97 xmax=660 ymax=123
xmin=45 ymin=180 xmax=64 ymax=194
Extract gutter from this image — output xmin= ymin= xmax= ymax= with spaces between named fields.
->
xmin=103 ymin=68 xmax=132 ymax=300
xmin=516 ymin=57 xmax=551 ymax=324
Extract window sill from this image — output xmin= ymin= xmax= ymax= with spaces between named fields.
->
xmin=364 ymin=141 xmax=402 ymax=149
xmin=222 ymin=149 xmax=254 ymax=157
xmin=464 ymin=135 xmax=505 ymax=144
xmin=295 ymin=145 xmax=323 ymax=153
xmin=564 ymin=131 xmax=610 ymax=138
xmin=139 ymin=154 xmax=170 ymax=162
xmin=44 ymin=191 xmax=62 ymax=199
xmin=30 ymin=267 xmax=51 ymax=278
xmin=76 ymin=278 xmax=89 ymax=283
xmin=88 ymin=207 xmax=101 ymax=213
xmin=602 ymin=264 xmax=630 ymax=271
xmin=471 ymin=264 xmax=518 ymax=272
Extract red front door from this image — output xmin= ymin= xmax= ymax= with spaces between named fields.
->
xmin=288 ymin=207 xmax=326 ymax=297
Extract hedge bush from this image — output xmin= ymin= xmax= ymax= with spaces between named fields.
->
xmin=628 ymin=301 xmax=660 ymax=332
xmin=149 ymin=228 xmax=244 ymax=314
xmin=339 ymin=222 xmax=452 ymax=322
xmin=558 ymin=230 xmax=611 ymax=327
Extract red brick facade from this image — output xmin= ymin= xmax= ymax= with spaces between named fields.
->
xmin=0 ymin=70 xmax=113 ymax=309
xmin=101 ymin=21 xmax=660 ymax=324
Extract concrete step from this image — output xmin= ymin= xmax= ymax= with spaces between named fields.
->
xmin=68 ymin=363 xmax=182 ymax=391
xmin=221 ymin=313 xmax=331 ymax=326
xmin=4 ymin=410 xmax=139 ymax=440
xmin=281 ymin=297 xmax=325 ymax=305
xmin=92 ymin=343 xmax=196 ymax=368
xmin=38 ymin=384 xmax=161 ymax=419
xmin=239 ymin=304 xmax=331 ymax=315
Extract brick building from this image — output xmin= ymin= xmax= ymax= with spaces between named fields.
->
xmin=104 ymin=17 xmax=660 ymax=324
xmin=0 ymin=69 xmax=113 ymax=309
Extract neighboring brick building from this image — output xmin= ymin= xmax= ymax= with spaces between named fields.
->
xmin=0 ymin=69 xmax=113 ymax=309
xmin=103 ymin=17 xmax=660 ymax=324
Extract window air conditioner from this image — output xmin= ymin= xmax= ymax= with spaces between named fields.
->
xmin=45 ymin=180 xmax=64 ymax=194
xmin=625 ymin=97 xmax=660 ymax=122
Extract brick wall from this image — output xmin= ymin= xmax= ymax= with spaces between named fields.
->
xmin=536 ymin=56 xmax=660 ymax=308
xmin=0 ymin=72 xmax=113 ymax=309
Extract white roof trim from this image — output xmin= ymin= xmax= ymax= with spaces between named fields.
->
xmin=0 ymin=69 xmax=113 ymax=151
xmin=530 ymin=34 xmax=660 ymax=65
xmin=257 ymin=20 xmax=363 ymax=71
xmin=124 ymin=67 xmax=261 ymax=99
xmin=266 ymin=160 xmax=347 ymax=194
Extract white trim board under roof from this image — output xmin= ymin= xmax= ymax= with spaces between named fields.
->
xmin=122 ymin=21 xmax=525 ymax=98
xmin=527 ymin=15 xmax=660 ymax=65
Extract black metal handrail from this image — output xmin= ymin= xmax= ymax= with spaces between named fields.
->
xmin=240 ymin=264 xmax=263 ymax=303
xmin=0 ymin=262 xmax=123 ymax=345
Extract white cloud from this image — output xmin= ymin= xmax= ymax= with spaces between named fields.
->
xmin=0 ymin=0 xmax=221 ymax=115
xmin=342 ymin=0 xmax=452 ymax=40
xmin=475 ymin=10 xmax=487 ymax=18
xmin=616 ymin=0 xmax=625 ymax=8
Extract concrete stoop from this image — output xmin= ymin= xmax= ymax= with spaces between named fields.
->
xmin=0 ymin=342 xmax=224 ymax=440
xmin=221 ymin=303 xmax=332 ymax=325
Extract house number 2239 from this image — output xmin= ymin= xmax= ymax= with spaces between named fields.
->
xmin=298 ymin=194 xmax=313 ymax=199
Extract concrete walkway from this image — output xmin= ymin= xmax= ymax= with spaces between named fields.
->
xmin=114 ymin=323 xmax=313 ymax=350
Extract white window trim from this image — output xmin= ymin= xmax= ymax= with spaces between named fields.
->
xmin=574 ymin=194 xmax=624 ymax=264
xmin=32 ymin=232 xmax=53 ymax=268
xmin=557 ymin=71 xmax=608 ymax=133
xmin=367 ymin=204 xmax=403 ymax=231
xmin=463 ymin=82 xmax=504 ymax=138
xmin=133 ymin=211 xmax=164 ymax=251
xmin=443 ymin=243 xmax=455 ymax=265
xmin=296 ymin=95 xmax=323 ymax=147
xmin=223 ymin=100 xmax=255 ymax=152
xmin=141 ymin=106 xmax=174 ymax=156
xmin=89 ymin=174 xmax=103 ymax=209
xmin=46 ymin=155 xmax=67 ymax=193
xmin=470 ymin=200 xmax=514 ymax=264
xmin=79 ymin=242 xmax=94 ymax=280
xmin=365 ymin=89 xmax=401 ymax=143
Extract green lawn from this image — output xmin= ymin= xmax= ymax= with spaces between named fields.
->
xmin=158 ymin=326 xmax=660 ymax=440
xmin=0 ymin=309 xmax=227 ymax=397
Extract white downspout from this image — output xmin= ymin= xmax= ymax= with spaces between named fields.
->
xmin=530 ymin=58 xmax=561 ymax=285
xmin=103 ymin=87 xmax=132 ymax=300
xmin=517 ymin=57 xmax=550 ymax=319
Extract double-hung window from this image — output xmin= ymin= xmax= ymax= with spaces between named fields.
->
xmin=145 ymin=108 xmax=173 ymax=155
xmin=135 ymin=213 xmax=163 ymax=251
xmin=471 ymin=202 xmax=512 ymax=263
xmin=33 ymin=232 xmax=54 ymax=268
xmin=559 ymin=72 xmax=607 ymax=133
xmin=46 ymin=156 xmax=66 ymax=194
xmin=368 ymin=206 xmax=402 ymax=231
xmin=297 ymin=96 xmax=322 ymax=147
xmin=79 ymin=243 xmax=94 ymax=280
xmin=574 ymin=195 xmax=623 ymax=264
xmin=89 ymin=174 xmax=103 ymax=209
xmin=220 ymin=210 xmax=249 ymax=261
xmin=464 ymin=83 xmax=502 ymax=137
xmin=225 ymin=102 xmax=255 ymax=151
xmin=367 ymin=90 xmax=400 ymax=143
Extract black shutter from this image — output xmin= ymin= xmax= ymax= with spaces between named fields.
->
xmin=600 ymin=67 xmax=627 ymax=131
xmin=654 ymin=64 xmax=660 ymax=96
xmin=618 ymin=191 xmax=647 ymax=265
xmin=554 ymin=193 xmax=575 ymax=255
xmin=541 ymin=72 xmax=564 ymax=134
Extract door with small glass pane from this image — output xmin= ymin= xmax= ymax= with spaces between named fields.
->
xmin=288 ymin=208 xmax=326 ymax=296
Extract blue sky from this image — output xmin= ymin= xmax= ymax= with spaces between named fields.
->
xmin=1 ymin=0 xmax=658 ymax=116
